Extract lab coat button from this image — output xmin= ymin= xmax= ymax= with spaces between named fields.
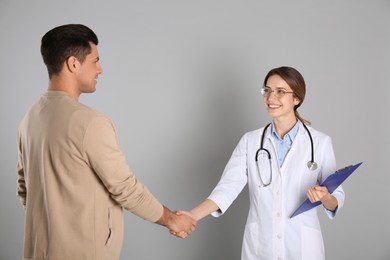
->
xmin=277 ymin=234 xmax=282 ymax=239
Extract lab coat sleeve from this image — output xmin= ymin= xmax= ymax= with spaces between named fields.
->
xmin=318 ymin=135 xmax=345 ymax=219
xmin=208 ymin=133 xmax=248 ymax=217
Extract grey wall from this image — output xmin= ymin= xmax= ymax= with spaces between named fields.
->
xmin=1 ymin=1 xmax=389 ymax=259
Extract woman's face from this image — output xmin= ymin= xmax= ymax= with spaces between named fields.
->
xmin=263 ymin=75 xmax=301 ymax=121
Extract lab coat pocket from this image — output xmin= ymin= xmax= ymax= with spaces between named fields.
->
xmin=242 ymin=222 xmax=270 ymax=259
xmin=301 ymin=226 xmax=325 ymax=260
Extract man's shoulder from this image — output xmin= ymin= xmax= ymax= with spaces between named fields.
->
xmin=71 ymin=102 xmax=110 ymax=125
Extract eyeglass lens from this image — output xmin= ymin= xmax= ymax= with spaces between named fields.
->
xmin=261 ymin=87 xmax=290 ymax=98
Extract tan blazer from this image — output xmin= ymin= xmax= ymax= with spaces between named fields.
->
xmin=17 ymin=91 xmax=163 ymax=260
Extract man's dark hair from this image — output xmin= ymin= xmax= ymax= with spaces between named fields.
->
xmin=40 ymin=24 xmax=98 ymax=78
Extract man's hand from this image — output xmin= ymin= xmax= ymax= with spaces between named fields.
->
xmin=156 ymin=206 xmax=197 ymax=238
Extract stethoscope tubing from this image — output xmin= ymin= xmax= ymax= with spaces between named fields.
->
xmin=256 ymin=121 xmax=317 ymax=172
xmin=301 ymin=122 xmax=317 ymax=170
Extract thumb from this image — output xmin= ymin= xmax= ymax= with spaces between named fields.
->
xmin=175 ymin=210 xmax=186 ymax=216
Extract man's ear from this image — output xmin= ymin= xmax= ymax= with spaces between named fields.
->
xmin=65 ymin=56 xmax=79 ymax=73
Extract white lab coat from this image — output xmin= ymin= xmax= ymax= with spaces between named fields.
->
xmin=208 ymin=121 xmax=344 ymax=260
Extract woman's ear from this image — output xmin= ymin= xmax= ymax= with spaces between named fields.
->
xmin=293 ymin=96 xmax=301 ymax=106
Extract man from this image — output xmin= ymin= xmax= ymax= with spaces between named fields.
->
xmin=16 ymin=24 xmax=195 ymax=260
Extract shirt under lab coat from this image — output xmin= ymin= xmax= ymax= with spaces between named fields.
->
xmin=208 ymin=121 xmax=345 ymax=260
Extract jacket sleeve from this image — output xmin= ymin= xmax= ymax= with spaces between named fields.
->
xmin=16 ymin=129 xmax=27 ymax=208
xmin=82 ymin=115 xmax=163 ymax=223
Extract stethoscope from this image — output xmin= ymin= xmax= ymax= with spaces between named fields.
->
xmin=255 ymin=122 xmax=318 ymax=187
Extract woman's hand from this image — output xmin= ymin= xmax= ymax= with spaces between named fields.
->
xmin=307 ymin=185 xmax=338 ymax=211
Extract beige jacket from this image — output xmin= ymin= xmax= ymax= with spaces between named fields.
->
xmin=17 ymin=91 xmax=163 ymax=260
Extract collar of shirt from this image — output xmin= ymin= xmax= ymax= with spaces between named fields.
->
xmin=271 ymin=121 xmax=300 ymax=167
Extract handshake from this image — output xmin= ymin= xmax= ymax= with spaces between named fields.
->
xmin=157 ymin=206 xmax=197 ymax=239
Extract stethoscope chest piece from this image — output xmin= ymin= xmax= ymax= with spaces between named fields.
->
xmin=307 ymin=161 xmax=318 ymax=171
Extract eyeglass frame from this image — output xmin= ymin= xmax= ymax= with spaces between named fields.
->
xmin=261 ymin=86 xmax=294 ymax=98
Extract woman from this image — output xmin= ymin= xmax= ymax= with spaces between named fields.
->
xmin=178 ymin=66 xmax=345 ymax=260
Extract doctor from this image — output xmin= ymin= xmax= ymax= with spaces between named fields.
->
xmin=177 ymin=66 xmax=345 ymax=260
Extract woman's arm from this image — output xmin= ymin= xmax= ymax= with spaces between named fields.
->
xmin=177 ymin=199 xmax=219 ymax=221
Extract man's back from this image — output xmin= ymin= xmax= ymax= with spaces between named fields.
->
xmin=17 ymin=90 xmax=125 ymax=260
xmin=16 ymin=23 xmax=196 ymax=260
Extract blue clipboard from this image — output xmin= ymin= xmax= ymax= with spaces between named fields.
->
xmin=290 ymin=162 xmax=363 ymax=218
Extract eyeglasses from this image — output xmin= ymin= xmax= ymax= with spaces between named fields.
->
xmin=261 ymin=87 xmax=294 ymax=98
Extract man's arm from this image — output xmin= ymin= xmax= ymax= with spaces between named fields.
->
xmin=16 ymin=134 xmax=27 ymax=208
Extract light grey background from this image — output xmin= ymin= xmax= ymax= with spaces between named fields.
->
xmin=1 ymin=1 xmax=389 ymax=259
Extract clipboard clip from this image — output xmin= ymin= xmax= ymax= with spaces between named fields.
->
xmin=336 ymin=165 xmax=352 ymax=173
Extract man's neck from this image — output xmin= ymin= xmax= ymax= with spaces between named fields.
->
xmin=48 ymin=76 xmax=80 ymax=101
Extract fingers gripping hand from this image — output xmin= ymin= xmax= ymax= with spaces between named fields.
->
xmin=170 ymin=229 xmax=188 ymax=239
xmin=307 ymin=185 xmax=330 ymax=203
xmin=169 ymin=212 xmax=197 ymax=239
